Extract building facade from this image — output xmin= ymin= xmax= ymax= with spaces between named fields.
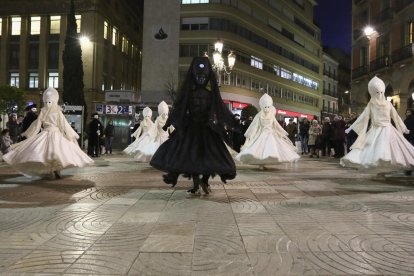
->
xmin=0 ymin=0 xmax=142 ymax=116
xmin=178 ymin=0 xmax=323 ymax=122
xmin=321 ymin=52 xmax=339 ymax=119
xmin=352 ymin=0 xmax=414 ymax=115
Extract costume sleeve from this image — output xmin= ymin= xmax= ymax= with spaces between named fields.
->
xmin=390 ymin=103 xmax=408 ymax=134
xmin=21 ymin=112 xmax=42 ymax=138
xmin=349 ymin=105 xmax=370 ymax=136
xmin=242 ymin=114 xmax=260 ymax=149
xmin=62 ymin=114 xmax=80 ymax=143
xmin=272 ymin=117 xmax=289 ymax=137
xmin=131 ymin=125 xmax=142 ymax=138
xmin=349 ymin=105 xmax=370 ymax=149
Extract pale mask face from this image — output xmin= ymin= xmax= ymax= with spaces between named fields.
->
xmin=45 ymin=100 xmax=53 ymax=108
xmin=263 ymin=105 xmax=271 ymax=113
xmin=144 ymin=115 xmax=151 ymax=121
xmin=161 ymin=113 xmax=168 ymax=119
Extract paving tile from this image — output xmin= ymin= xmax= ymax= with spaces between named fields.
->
xmin=128 ymin=253 xmax=192 ymax=275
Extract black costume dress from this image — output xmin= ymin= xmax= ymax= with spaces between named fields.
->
xmin=150 ymin=56 xmax=236 ymax=184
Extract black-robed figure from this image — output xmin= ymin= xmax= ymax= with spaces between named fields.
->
xmin=21 ymin=104 xmax=38 ymax=140
xmin=150 ymin=57 xmax=236 ymax=194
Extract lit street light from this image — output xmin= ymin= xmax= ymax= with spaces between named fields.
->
xmin=205 ymin=40 xmax=236 ymax=86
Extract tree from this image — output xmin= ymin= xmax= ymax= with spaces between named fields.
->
xmin=0 ymin=85 xmax=25 ymax=115
xmin=62 ymin=0 xmax=85 ymax=107
xmin=164 ymin=72 xmax=178 ymax=103
xmin=241 ymin=104 xmax=258 ymax=120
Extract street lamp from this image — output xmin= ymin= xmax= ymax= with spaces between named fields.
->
xmin=205 ymin=40 xmax=236 ymax=85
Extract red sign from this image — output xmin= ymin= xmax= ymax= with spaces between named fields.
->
xmin=276 ymin=108 xmax=313 ymax=119
xmin=232 ymin=101 xmax=248 ymax=109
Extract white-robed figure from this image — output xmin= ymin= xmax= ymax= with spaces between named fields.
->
xmin=236 ymin=93 xmax=300 ymax=168
xmin=123 ymin=106 xmax=154 ymax=155
xmin=3 ymin=87 xmax=94 ymax=178
xmin=340 ymin=76 xmax=414 ymax=172
xmin=135 ymin=101 xmax=170 ymax=162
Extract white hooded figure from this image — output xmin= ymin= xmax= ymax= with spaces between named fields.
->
xmin=340 ymin=76 xmax=414 ymax=172
xmin=236 ymin=93 xmax=300 ymax=168
xmin=3 ymin=87 xmax=94 ymax=178
xmin=135 ymin=101 xmax=171 ymax=161
xmin=123 ymin=106 xmax=154 ymax=155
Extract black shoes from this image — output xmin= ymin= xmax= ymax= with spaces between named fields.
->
xmin=163 ymin=173 xmax=178 ymax=187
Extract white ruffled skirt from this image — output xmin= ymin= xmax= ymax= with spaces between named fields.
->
xmin=340 ymin=125 xmax=414 ymax=172
xmin=236 ymin=128 xmax=300 ymax=165
xmin=123 ymin=132 xmax=152 ymax=156
xmin=134 ymin=132 xmax=169 ymax=162
xmin=3 ymin=126 xmax=93 ymax=176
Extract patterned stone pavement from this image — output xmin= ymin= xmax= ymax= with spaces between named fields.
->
xmin=0 ymin=153 xmax=413 ymax=275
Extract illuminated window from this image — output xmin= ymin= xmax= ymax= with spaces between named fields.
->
xmin=281 ymin=68 xmax=292 ymax=80
xmin=10 ymin=73 xmax=19 ymax=87
xmin=75 ymin=15 xmax=81 ymax=33
xmin=30 ymin=16 xmax=41 ymax=35
xmin=11 ymin=17 xmax=21 ymax=35
xmin=250 ymin=56 xmax=263 ymax=70
xmin=48 ymin=72 xmax=59 ymax=88
xmin=29 ymin=72 xmax=39 ymax=88
xmin=104 ymin=21 xmax=109 ymax=39
xmin=182 ymin=0 xmax=209 ymax=3
xmin=112 ymin=27 xmax=118 ymax=45
xmin=122 ymin=36 xmax=126 ymax=52
xmin=50 ymin=16 xmax=61 ymax=34
xmin=0 ymin=18 xmax=2 ymax=36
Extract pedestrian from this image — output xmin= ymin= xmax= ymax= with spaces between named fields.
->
xmin=123 ymin=106 xmax=154 ymax=155
xmin=87 ymin=113 xmax=103 ymax=157
xmin=404 ymin=108 xmax=414 ymax=176
xmin=6 ymin=113 xmax=19 ymax=143
xmin=299 ymin=118 xmax=310 ymax=154
xmin=332 ymin=115 xmax=346 ymax=158
xmin=104 ymin=119 xmax=115 ymax=154
xmin=21 ymin=104 xmax=38 ymax=134
xmin=236 ymin=93 xmax=299 ymax=170
xmin=285 ymin=118 xmax=297 ymax=144
xmin=0 ymin=129 xmax=13 ymax=155
xmin=135 ymin=101 xmax=170 ymax=161
xmin=231 ymin=114 xmax=245 ymax=152
xmin=2 ymin=87 xmax=93 ymax=178
xmin=341 ymin=76 xmax=414 ymax=173
xmin=308 ymin=119 xmax=322 ymax=158
xmin=321 ymin=117 xmax=333 ymax=156
xmin=150 ymin=56 xmax=236 ymax=195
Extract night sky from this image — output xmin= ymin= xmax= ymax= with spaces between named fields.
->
xmin=314 ymin=0 xmax=352 ymax=54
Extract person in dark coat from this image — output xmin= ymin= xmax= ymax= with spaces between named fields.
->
xmin=332 ymin=115 xmax=346 ymax=158
xmin=20 ymin=104 xmax=38 ymax=140
xmin=150 ymin=56 xmax=236 ymax=195
xmin=404 ymin=108 xmax=414 ymax=176
xmin=321 ymin=117 xmax=333 ymax=156
xmin=104 ymin=119 xmax=115 ymax=154
xmin=88 ymin=113 xmax=103 ymax=157
xmin=232 ymin=114 xmax=245 ymax=152
xmin=284 ymin=118 xmax=297 ymax=144
xmin=299 ymin=118 xmax=310 ymax=154
xmin=6 ymin=114 xmax=20 ymax=143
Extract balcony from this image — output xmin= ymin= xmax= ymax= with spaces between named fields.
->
xmin=352 ymin=65 xmax=368 ymax=79
xmin=372 ymin=8 xmax=393 ymax=25
xmin=392 ymin=43 xmax=414 ymax=63
xmin=323 ymin=70 xmax=338 ymax=80
xmin=370 ymin=55 xmax=390 ymax=72
xmin=322 ymin=107 xmax=338 ymax=114
xmin=323 ymin=89 xmax=338 ymax=98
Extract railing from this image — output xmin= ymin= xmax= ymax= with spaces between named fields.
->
xmin=323 ymin=70 xmax=337 ymax=80
xmin=372 ymin=8 xmax=393 ymax=24
xmin=392 ymin=43 xmax=414 ymax=63
xmin=323 ymin=89 xmax=338 ymax=98
xmin=370 ymin=55 xmax=390 ymax=71
xmin=352 ymin=65 xmax=368 ymax=79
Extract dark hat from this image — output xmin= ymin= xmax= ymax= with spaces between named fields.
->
xmin=91 ymin=112 xmax=99 ymax=118
xmin=24 ymin=103 xmax=37 ymax=111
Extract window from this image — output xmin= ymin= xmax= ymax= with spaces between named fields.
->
xmin=48 ymin=43 xmax=59 ymax=69
xmin=250 ymin=56 xmax=263 ymax=70
xmin=182 ymin=0 xmax=209 ymax=4
xmin=281 ymin=68 xmax=292 ymax=80
xmin=104 ymin=21 xmax=109 ymax=39
xmin=122 ymin=36 xmax=127 ymax=52
xmin=48 ymin=72 xmax=59 ymax=88
xmin=0 ymin=18 xmax=2 ymax=36
xmin=50 ymin=16 xmax=61 ymax=34
xmin=30 ymin=16 xmax=41 ymax=35
xmin=9 ymin=45 xmax=19 ymax=69
xmin=28 ymin=44 xmax=39 ymax=69
xmin=112 ymin=27 xmax=118 ymax=45
xmin=10 ymin=73 xmax=19 ymax=87
xmin=75 ymin=15 xmax=81 ymax=33
xmin=29 ymin=72 xmax=39 ymax=88
xmin=11 ymin=17 xmax=21 ymax=35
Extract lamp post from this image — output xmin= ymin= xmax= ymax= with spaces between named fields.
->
xmin=364 ymin=26 xmax=376 ymax=72
xmin=205 ymin=40 xmax=236 ymax=86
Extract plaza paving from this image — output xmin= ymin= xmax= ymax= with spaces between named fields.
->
xmin=0 ymin=153 xmax=413 ymax=275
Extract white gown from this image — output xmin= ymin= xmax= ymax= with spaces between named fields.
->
xmin=236 ymin=111 xmax=300 ymax=164
xmin=135 ymin=116 xmax=169 ymax=162
xmin=123 ymin=119 xmax=154 ymax=155
xmin=340 ymin=101 xmax=414 ymax=171
xmin=3 ymin=109 xmax=93 ymax=176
